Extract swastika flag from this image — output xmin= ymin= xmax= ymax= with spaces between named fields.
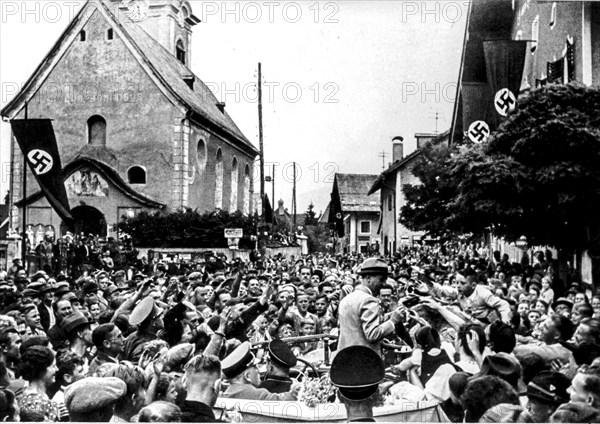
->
xmin=11 ymin=119 xmax=73 ymax=225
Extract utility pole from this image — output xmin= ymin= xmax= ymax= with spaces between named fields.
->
xmin=292 ymin=162 xmax=297 ymax=231
xmin=272 ymin=163 xmax=275 ymax=226
xmin=378 ymin=151 xmax=387 ymax=170
xmin=258 ymin=62 xmax=265 ymax=221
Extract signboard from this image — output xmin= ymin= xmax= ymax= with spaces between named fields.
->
xmin=224 ymin=228 xmax=243 ymax=238
xmin=228 ymin=238 xmax=240 ymax=250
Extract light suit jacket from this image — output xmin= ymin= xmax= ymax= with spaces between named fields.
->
xmin=337 ymin=285 xmax=396 ymax=354
xmin=222 ymin=383 xmax=295 ymax=401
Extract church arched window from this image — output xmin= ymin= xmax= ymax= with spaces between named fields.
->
xmin=243 ymin=164 xmax=251 ymax=215
xmin=230 ymin=157 xmax=239 ymax=212
xmin=87 ymin=115 xmax=106 ymax=146
xmin=127 ymin=166 xmax=146 ymax=184
xmin=176 ymin=39 xmax=186 ymax=65
xmin=215 ymin=149 xmax=223 ymax=209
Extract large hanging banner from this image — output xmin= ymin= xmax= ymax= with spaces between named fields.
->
xmin=11 ymin=119 xmax=73 ymax=225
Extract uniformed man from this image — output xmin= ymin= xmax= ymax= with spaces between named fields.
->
xmin=122 ymin=296 xmax=164 ymax=362
xmin=221 ymin=341 xmax=299 ymax=401
xmin=259 ymin=339 xmax=297 ymax=393
xmin=330 ymin=345 xmax=385 ymax=422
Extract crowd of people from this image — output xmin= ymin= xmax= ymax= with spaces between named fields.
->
xmin=0 ymin=242 xmax=597 ymax=422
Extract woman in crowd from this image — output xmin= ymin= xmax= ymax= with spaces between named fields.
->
xmin=16 ymin=346 xmax=60 ymax=422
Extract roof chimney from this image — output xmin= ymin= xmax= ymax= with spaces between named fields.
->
xmin=216 ymin=102 xmax=226 ymax=113
xmin=392 ymin=136 xmax=404 ymax=162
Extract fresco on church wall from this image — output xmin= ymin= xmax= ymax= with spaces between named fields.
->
xmin=65 ymin=169 xmax=109 ymax=197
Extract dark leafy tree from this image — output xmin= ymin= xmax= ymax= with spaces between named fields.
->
xmin=117 ymin=209 xmax=259 ymax=248
xmin=399 ymin=140 xmax=459 ymax=239
xmin=402 ymin=84 xmax=600 ymax=249
xmin=463 ymin=83 xmax=600 ymax=250
xmin=304 ymin=202 xmax=318 ymax=226
xmin=400 ymin=84 xmax=600 ymax=285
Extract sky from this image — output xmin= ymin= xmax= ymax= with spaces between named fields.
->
xmin=0 ymin=0 xmax=468 ymax=216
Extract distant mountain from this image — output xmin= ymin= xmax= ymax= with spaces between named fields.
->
xmin=297 ymin=186 xmax=331 ymax=216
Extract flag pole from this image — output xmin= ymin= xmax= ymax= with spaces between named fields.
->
xmin=22 ymin=103 xmax=28 ymax=271
xmin=258 ymin=62 xmax=265 ymax=223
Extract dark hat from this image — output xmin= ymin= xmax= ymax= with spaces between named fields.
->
xmin=130 ymin=297 xmax=163 ymax=326
xmin=312 ymin=269 xmax=324 ymax=281
xmin=526 ymin=371 xmax=570 ymax=406
xmin=61 ymin=312 xmax=89 ymax=334
xmin=207 ymin=315 xmax=221 ymax=332
xmin=221 ymin=341 xmax=258 ymax=379
xmin=480 ymin=353 xmax=526 ymax=393
xmin=83 ymin=281 xmax=99 ymax=295
xmin=38 ymin=282 xmax=55 ymax=293
xmin=268 ymin=339 xmax=297 ymax=368
xmin=357 ymin=258 xmax=389 ymax=276
xmin=525 ymin=280 xmax=542 ymax=292
xmin=566 ymin=287 xmax=579 ymax=295
xmin=221 ymin=277 xmax=235 ymax=289
xmin=31 ymin=271 xmax=47 ymax=282
xmin=530 ymin=274 xmax=542 ymax=284
xmin=25 ymin=282 xmax=41 ymax=293
xmin=21 ymin=288 xmax=38 ymax=298
xmin=330 ymin=346 xmax=385 ymax=400
xmin=54 ymin=282 xmax=71 ymax=298
xmin=552 ymin=297 xmax=574 ymax=310
xmin=103 ymin=285 xmax=119 ymax=298
xmin=64 ymin=377 xmax=126 ymax=414
xmin=62 ymin=292 xmax=80 ymax=303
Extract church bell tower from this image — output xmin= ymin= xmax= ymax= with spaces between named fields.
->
xmin=114 ymin=0 xmax=200 ymax=66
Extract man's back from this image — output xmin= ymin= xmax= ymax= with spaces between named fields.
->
xmin=180 ymin=400 xmax=216 ymax=423
xmin=338 ymin=286 xmax=394 ymax=354
xmin=222 ymin=383 xmax=295 ymax=401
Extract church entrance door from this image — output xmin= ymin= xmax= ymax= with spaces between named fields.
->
xmin=67 ymin=205 xmax=107 ymax=237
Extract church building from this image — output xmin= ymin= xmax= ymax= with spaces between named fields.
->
xmin=1 ymin=0 xmax=258 ymax=241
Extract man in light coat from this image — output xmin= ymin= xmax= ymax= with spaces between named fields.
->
xmin=338 ymin=258 xmax=402 ymax=355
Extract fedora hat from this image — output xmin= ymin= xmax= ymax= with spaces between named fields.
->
xmin=357 ymin=258 xmax=389 ymax=276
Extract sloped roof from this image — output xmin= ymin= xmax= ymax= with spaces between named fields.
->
xmin=0 ymin=0 xmax=257 ymax=156
xmin=120 ymin=20 xmax=257 ymax=154
xmin=369 ymin=129 xmax=450 ymax=195
xmin=336 ymin=174 xmax=380 ymax=212
xmin=318 ymin=203 xmax=331 ymax=224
